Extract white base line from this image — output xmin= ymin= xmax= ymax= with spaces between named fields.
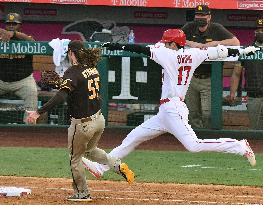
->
xmin=35 ymin=186 xmax=262 ymax=205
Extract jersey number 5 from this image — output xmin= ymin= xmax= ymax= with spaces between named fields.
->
xmin=88 ymin=77 xmax=100 ymax=100
xmin=177 ymin=66 xmax=191 ymax=85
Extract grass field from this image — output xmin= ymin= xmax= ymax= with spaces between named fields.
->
xmin=0 ymin=147 xmax=262 ymax=186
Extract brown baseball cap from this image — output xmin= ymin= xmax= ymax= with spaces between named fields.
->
xmin=256 ymin=17 xmax=263 ymax=28
xmin=68 ymin=40 xmax=85 ymax=52
xmin=5 ymin=13 xmax=22 ymax=24
xmin=195 ymin=5 xmax=211 ymax=15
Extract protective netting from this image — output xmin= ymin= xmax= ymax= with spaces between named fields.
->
xmin=0 ymin=42 xmax=262 ymax=131
xmin=107 ymin=56 xmax=161 ymax=126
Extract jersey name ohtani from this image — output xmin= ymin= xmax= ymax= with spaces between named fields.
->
xmin=177 ymin=54 xmax=192 ymax=64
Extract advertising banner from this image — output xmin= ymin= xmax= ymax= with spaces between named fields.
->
xmin=0 ymin=0 xmax=262 ymax=10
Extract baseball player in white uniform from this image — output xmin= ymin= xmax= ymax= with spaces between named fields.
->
xmin=82 ymin=29 xmax=258 ymax=179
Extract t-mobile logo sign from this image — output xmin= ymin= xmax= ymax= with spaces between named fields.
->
xmin=109 ymin=57 xmax=148 ymax=100
xmin=173 ymin=0 xmax=209 ymax=7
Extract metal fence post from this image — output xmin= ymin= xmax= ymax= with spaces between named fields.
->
xmin=97 ymin=57 xmax=109 ymax=126
xmin=211 ymin=61 xmax=223 ymax=129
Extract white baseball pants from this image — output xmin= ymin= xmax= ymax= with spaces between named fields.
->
xmin=98 ymin=97 xmax=246 ymax=173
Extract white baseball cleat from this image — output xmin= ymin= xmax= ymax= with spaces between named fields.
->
xmin=82 ymin=157 xmax=103 ymax=179
xmin=241 ymin=139 xmax=256 ymax=167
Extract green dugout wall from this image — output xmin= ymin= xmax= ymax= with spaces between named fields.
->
xmin=0 ymin=41 xmax=262 ymax=131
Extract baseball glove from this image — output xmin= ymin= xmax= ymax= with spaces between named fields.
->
xmin=223 ymin=95 xmax=241 ymax=106
xmin=38 ymin=71 xmax=62 ymax=91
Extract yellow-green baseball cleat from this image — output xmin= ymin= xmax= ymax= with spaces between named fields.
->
xmin=119 ymin=163 xmax=135 ymax=184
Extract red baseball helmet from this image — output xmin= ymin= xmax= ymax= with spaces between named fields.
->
xmin=160 ymin=29 xmax=186 ymax=46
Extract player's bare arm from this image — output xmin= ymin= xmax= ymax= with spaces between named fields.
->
xmin=185 ymin=40 xmax=205 ymax=48
xmin=205 ymin=37 xmax=240 ymax=47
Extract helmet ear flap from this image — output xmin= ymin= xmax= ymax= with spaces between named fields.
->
xmin=176 ymin=43 xmax=184 ymax=49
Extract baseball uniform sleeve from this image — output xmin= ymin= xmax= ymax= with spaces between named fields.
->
xmin=149 ymin=43 xmax=172 ymax=66
xmin=38 ymin=89 xmax=68 ymax=114
xmin=60 ymin=67 xmax=78 ymax=92
xmin=187 ymin=48 xmax=210 ymax=68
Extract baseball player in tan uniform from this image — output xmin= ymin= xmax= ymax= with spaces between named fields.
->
xmin=82 ymin=29 xmax=258 ymax=179
xmin=26 ymin=40 xmax=134 ymax=202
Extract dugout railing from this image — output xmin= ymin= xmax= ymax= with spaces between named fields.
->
xmin=0 ymin=41 xmax=262 ymax=138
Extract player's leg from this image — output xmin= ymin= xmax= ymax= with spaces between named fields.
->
xmin=82 ymin=114 xmax=165 ymax=177
xmin=200 ymin=78 xmax=211 ymax=128
xmin=12 ymin=74 xmax=38 ymax=122
xmin=162 ymin=102 xmax=256 ymax=166
xmin=84 ymin=114 xmax=134 ymax=183
xmin=185 ymin=76 xmax=203 ymax=128
xmin=83 ymin=114 xmax=113 ymax=165
xmin=67 ymin=121 xmax=91 ymax=201
xmin=0 ymin=80 xmax=9 ymax=96
xmin=247 ymin=97 xmax=263 ymax=129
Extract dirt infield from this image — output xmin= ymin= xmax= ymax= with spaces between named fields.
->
xmin=1 ymin=176 xmax=263 ymax=205
xmin=1 ymin=127 xmax=263 ymax=205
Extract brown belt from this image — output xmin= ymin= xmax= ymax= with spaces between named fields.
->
xmin=79 ymin=110 xmax=101 ymax=123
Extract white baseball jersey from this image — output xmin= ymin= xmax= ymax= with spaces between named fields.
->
xmin=150 ymin=43 xmax=209 ymax=100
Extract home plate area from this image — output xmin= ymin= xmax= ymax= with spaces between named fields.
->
xmin=0 ymin=176 xmax=263 ymax=205
xmin=0 ymin=186 xmax=31 ymax=197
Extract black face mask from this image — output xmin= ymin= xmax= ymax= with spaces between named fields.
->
xmin=255 ymin=33 xmax=263 ymax=44
xmin=194 ymin=18 xmax=208 ymax=27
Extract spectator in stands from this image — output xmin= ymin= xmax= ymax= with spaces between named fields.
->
xmin=181 ymin=5 xmax=240 ymax=128
xmin=228 ymin=17 xmax=263 ymax=129
xmin=0 ymin=13 xmax=37 ymax=123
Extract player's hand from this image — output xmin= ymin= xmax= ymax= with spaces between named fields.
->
xmin=190 ymin=42 xmax=206 ymax=49
xmin=0 ymin=28 xmax=13 ymax=42
xmin=217 ymin=44 xmax=228 ymax=58
xmin=242 ymin=46 xmax=260 ymax=56
xmin=224 ymin=95 xmax=236 ymax=106
xmin=204 ymin=41 xmax=220 ymax=47
xmin=25 ymin=111 xmax=40 ymax=124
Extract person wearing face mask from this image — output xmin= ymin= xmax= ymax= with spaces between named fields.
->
xmin=0 ymin=13 xmax=37 ymax=123
xmin=181 ymin=5 xmax=240 ymax=128
xmin=227 ymin=17 xmax=263 ymax=129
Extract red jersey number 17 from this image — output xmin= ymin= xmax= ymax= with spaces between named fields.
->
xmin=177 ymin=66 xmax=191 ymax=85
